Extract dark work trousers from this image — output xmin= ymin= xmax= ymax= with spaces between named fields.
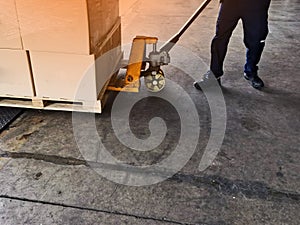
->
xmin=210 ymin=0 xmax=270 ymax=78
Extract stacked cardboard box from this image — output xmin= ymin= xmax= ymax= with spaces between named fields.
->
xmin=0 ymin=0 xmax=121 ymax=108
xmin=0 ymin=0 xmax=34 ymax=98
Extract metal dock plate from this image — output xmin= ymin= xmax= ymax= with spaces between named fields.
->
xmin=0 ymin=107 xmax=22 ymax=132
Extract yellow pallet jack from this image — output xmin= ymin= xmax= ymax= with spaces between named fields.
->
xmin=107 ymin=0 xmax=212 ymax=93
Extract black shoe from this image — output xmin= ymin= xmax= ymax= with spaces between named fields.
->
xmin=193 ymin=71 xmax=221 ymax=91
xmin=244 ymin=73 xmax=264 ymax=89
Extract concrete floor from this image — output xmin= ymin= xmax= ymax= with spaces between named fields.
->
xmin=0 ymin=0 xmax=300 ymax=224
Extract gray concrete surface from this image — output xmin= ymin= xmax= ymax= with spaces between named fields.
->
xmin=0 ymin=0 xmax=299 ymax=224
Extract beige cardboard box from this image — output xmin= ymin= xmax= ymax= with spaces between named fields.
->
xmin=0 ymin=49 xmax=34 ymax=97
xmin=30 ymin=51 xmax=98 ymax=102
xmin=0 ymin=0 xmax=23 ymax=49
xmin=16 ymin=0 xmax=119 ymax=55
xmin=29 ymin=21 xmax=121 ymax=103
xmin=30 ymin=50 xmax=120 ymax=103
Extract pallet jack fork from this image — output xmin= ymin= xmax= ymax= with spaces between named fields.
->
xmin=107 ymin=0 xmax=212 ymax=93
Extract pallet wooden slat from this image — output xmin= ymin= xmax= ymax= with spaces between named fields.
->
xmin=0 ymin=97 xmax=103 ymax=114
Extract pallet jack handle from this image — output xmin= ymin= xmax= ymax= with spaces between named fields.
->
xmin=159 ymin=0 xmax=212 ymax=53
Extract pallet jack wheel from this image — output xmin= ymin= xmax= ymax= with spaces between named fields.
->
xmin=144 ymin=70 xmax=166 ymax=92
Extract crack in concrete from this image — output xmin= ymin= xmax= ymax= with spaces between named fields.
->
xmin=0 ymin=151 xmax=87 ymax=166
xmin=0 ymin=151 xmax=299 ymax=204
xmin=0 ymin=195 xmax=209 ymax=225
xmin=170 ymin=174 xmax=300 ymax=204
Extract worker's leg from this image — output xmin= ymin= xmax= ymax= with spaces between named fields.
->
xmin=194 ymin=1 xmax=240 ymax=90
xmin=210 ymin=2 xmax=240 ymax=78
xmin=242 ymin=9 xmax=269 ymax=76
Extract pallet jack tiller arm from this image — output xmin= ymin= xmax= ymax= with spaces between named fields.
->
xmin=108 ymin=0 xmax=212 ymax=93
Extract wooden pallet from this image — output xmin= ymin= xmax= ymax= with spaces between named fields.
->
xmin=0 ymin=96 xmax=103 ymax=113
